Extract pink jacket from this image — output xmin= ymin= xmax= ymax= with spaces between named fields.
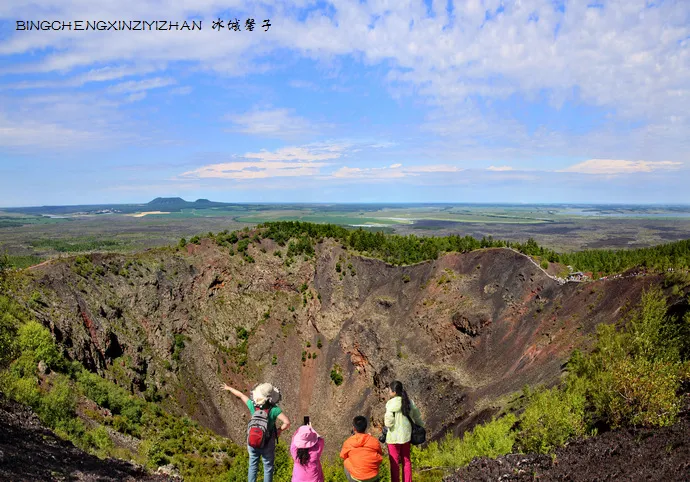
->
xmin=290 ymin=426 xmax=325 ymax=482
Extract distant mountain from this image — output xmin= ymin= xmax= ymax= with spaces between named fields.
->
xmin=147 ymin=197 xmax=187 ymax=207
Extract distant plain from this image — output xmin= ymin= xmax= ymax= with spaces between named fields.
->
xmin=2 ymin=202 xmax=690 ymax=266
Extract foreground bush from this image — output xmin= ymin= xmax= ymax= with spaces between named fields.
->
xmin=412 ymin=414 xmax=516 ymax=469
xmin=516 ymin=387 xmax=586 ymax=454
xmin=568 ymin=288 xmax=689 ymax=428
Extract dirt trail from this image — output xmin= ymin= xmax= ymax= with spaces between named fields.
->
xmin=26 ymin=259 xmax=55 ymax=271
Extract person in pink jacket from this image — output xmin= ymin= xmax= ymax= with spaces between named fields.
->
xmin=290 ymin=422 xmax=325 ymax=482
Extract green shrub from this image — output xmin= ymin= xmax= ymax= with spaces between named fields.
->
xmin=54 ymin=417 xmax=88 ymax=449
xmin=517 ymin=387 xmax=586 ymax=454
xmin=581 ymin=357 xmax=682 ymax=428
xmin=9 ymin=353 xmax=38 ymax=378
xmin=236 ymin=327 xmax=249 ymax=341
xmin=76 ymin=369 xmax=111 ymax=407
xmin=330 ymin=365 xmax=343 ymax=386
xmin=39 ymin=375 xmax=76 ymax=427
xmin=0 ymin=298 xmax=20 ymax=367
xmin=412 ymin=415 xmax=516 ymax=469
xmin=0 ymin=252 xmax=9 ymax=278
xmin=287 ymin=235 xmax=314 ymax=258
xmin=237 ymin=239 xmax=250 ymax=253
xmin=172 ymin=334 xmax=186 ymax=362
xmin=86 ymin=425 xmax=115 ymax=456
xmin=567 ymin=287 xmax=689 ymax=428
xmin=17 ymin=321 xmax=63 ymax=369
xmin=2 ymin=374 xmax=41 ymax=407
xmin=75 ymin=368 xmax=140 ymax=420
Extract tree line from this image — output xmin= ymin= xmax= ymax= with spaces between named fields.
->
xmin=253 ymin=221 xmax=690 ymax=275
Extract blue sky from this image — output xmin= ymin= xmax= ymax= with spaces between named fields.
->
xmin=0 ymin=0 xmax=688 ymax=206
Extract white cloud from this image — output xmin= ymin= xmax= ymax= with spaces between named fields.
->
xmin=487 ymin=166 xmax=514 ymax=171
xmin=4 ymin=1 xmax=686 ymax=123
xmin=0 ymin=114 xmax=102 ymax=148
xmin=0 ymin=1 xmax=688 ymax=167
xmin=179 ymin=142 xmax=347 ymax=180
xmin=225 ymin=108 xmax=320 ymax=139
xmin=170 ymin=86 xmax=193 ymax=95
xmin=0 ymin=92 xmax=152 ymax=150
xmin=331 ymin=165 xmax=405 ymax=179
xmin=0 ymin=65 xmax=159 ymax=91
xmin=243 ymin=143 xmax=347 ymax=162
xmin=405 ymin=164 xmax=463 ymax=173
xmin=181 ymin=160 xmax=327 ymax=180
xmin=125 ymin=92 xmax=147 ymax=102
xmin=109 ymin=77 xmax=176 ymax=94
xmin=331 ymin=163 xmax=462 ymax=180
xmin=559 ymin=159 xmax=684 ymax=175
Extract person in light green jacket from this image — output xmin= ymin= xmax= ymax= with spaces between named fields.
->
xmin=384 ymin=381 xmax=423 ymax=482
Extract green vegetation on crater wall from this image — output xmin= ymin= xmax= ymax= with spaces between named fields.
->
xmin=0 ymin=290 xmax=242 ymax=480
xmin=412 ymin=286 xmax=689 ymax=475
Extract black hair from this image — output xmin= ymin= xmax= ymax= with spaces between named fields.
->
xmin=296 ymin=447 xmax=310 ymax=465
xmin=353 ymin=415 xmax=368 ymax=433
xmin=390 ymin=380 xmax=411 ymax=419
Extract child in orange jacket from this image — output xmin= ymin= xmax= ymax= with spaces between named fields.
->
xmin=340 ymin=416 xmax=383 ymax=482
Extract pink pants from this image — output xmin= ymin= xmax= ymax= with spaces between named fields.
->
xmin=387 ymin=442 xmax=411 ymax=482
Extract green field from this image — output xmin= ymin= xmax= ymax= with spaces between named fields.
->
xmin=1 ymin=202 xmax=690 ymax=265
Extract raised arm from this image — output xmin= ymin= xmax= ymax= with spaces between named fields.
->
xmin=276 ymin=412 xmax=291 ymax=436
xmin=221 ymin=383 xmax=250 ymax=404
xmin=315 ymin=436 xmax=325 ymax=458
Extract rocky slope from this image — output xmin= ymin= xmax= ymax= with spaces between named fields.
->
xmin=0 ymin=393 xmax=173 ymax=482
xmin=19 ymin=235 xmax=663 ymax=449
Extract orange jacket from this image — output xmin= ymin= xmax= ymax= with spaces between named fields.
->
xmin=340 ymin=433 xmax=383 ymax=480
